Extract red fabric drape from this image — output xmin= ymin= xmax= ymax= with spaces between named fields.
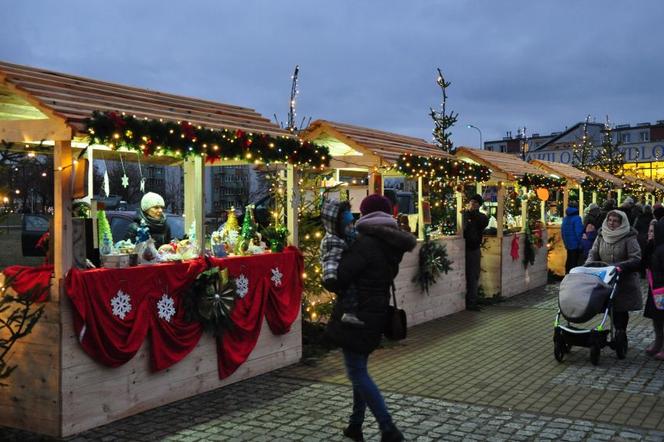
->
xmin=64 ymin=249 xmax=303 ymax=376
xmin=2 ymin=264 xmax=53 ymax=302
xmin=210 ymin=247 xmax=303 ymax=379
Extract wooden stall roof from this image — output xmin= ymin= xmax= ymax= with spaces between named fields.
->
xmin=302 ymin=119 xmax=453 ymax=164
xmin=455 ymin=147 xmax=544 ymax=181
xmin=644 ymin=178 xmax=664 ymax=191
xmin=622 ymin=174 xmax=657 ymax=192
xmin=530 ymin=159 xmax=588 ymax=184
xmin=585 ymin=169 xmax=624 ymax=187
xmin=0 ymin=60 xmax=289 ymax=138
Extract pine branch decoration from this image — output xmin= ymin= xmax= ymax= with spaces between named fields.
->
xmin=413 ymin=238 xmax=453 ymax=294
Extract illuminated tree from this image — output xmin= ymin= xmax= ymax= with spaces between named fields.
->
xmin=429 ymin=68 xmax=458 ymax=153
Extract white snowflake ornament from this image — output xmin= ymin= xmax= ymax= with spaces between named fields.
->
xmin=271 ymin=267 xmax=283 ymax=287
xmin=235 ymin=274 xmax=249 ymax=298
xmin=156 ymin=294 xmax=176 ymax=322
xmin=110 ymin=290 xmax=132 ymax=320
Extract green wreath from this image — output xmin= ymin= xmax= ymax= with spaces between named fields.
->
xmin=184 ymin=267 xmax=237 ymax=336
xmin=413 ymin=237 xmax=454 ymax=294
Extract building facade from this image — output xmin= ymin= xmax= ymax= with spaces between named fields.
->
xmin=484 ymin=119 xmax=664 ymax=180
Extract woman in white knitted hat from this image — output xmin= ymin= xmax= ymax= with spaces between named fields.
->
xmin=125 ymin=192 xmax=172 ymax=248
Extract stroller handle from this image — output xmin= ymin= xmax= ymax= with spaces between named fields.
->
xmin=584 ymin=261 xmax=610 ymax=268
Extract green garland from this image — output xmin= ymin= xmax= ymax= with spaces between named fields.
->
xmin=523 ymin=224 xmax=536 ymax=269
xmin=86 ymin=111 xmax=330 ymax=166
xmin=183 ymin=266 xmax=237 ymax=336
xmin=517 ymin=173 xmax=566 ymax=189
xmin=581 ymin=176 xmax=614 ymax=193
xmin=395 ymin=153 xmax=491 ymax=183
xmin=412 ymin=237 xmax=453 ymax=294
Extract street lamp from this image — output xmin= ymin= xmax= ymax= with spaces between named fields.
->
xmin=467 ymin=124 xmax=483 ymax=149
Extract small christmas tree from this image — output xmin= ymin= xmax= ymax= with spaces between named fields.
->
xmin=572 ymin=115 xmax=595 ymax=170
xmin=97 ymin=209 xmax=113 ymax=246
xmin=223 ymin=208 xmax=240 ymax=234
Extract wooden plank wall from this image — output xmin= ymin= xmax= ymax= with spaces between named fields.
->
xmin=60 ymin=301 xmax=302 ymax=436
xmin=500 ymin=231 xmax=549 ymax=298
xmin=0 ymin=277 xmax=61 ymax=437
xmin=546 ymin=225 xmax=566 ymax=277
xmin=395 ymin=237 xmax=466 ymax=326
xmin=479 ymin=236 xmax=502 ymax=297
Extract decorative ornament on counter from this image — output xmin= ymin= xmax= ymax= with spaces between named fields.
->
xmin=136 ymin=219 xmax=151 ymax=243
xmin=188 ymin=220 xmax=197 ymax=243
xmin=184 ymin=267 xmax=237 ymax=336
xmin=236 ymin=205 xmax=258 ymax=256
xmin=103 ymin=170 xmax=110 ymax=197
xmin=97 ymin=209 xmax=113 ymax=250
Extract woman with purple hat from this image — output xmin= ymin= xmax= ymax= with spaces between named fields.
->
xmin=325 ymin=194 xmax=416 ymax=442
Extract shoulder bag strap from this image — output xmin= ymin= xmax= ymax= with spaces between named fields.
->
xmin=391 ymin=280 xmax=398 ymax=308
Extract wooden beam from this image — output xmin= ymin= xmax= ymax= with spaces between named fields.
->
xmin=579 ymin=187 xmax=585 ymax=215
xmin=455 ymin=190 xmax=463 ymax=235
xmin=0 ymin=118 xmax=71 ymax=143
xmin=496 ymin=184 xmax=505 ymax=239
xmin=54 ymin=140 xmax=73 ymax=282
xmin=417 ymin=176 xmax=425 ymax=240
xmin=286 ymin=164 xmax=299 ymax=247
xmin=183 ymin=157 xmax=205 ymax=253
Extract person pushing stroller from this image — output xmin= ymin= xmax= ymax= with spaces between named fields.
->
xmin=320 ymin=199 xmax=363 ymax=326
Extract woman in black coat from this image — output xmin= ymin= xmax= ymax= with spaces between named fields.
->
xmin=645 ymin=218 xmax=664 ymax=359
xmin=325 ymin=194 xmax=416 ymax=442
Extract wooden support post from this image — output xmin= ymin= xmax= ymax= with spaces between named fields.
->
xmin=521 ymin=188 xmax=528 ymax=232
xmin=592 ymin=191 xmax=597 ymax=204
xmin=456 ymin=190 xmax=464 ymax=236
xmin=563 ymin=187 xmax=569 ymax=214
xmin=183 ymin=157 xmax=205 ymax=254
xmin=579 ymin=186 xmax=585 ymax=215
xmin=54 ymin=140 xmax=73 ymax=283
xmin=496 ymin=184 xmax=505 ymax=239
xmin=617 ymin=188 xmax=622 ymax=205
xmin=541 ymin=200 xmax=546 ymax=224
xmin=368 ymin=171 xmax=383 ymax=195
xmin=417 ymin=176 xmax=425 ymax=240
xmin=286 ymin=164 xmax=299 ymax=247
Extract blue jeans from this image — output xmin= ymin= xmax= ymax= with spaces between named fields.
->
xmin=342 ymin=349 xmax=393 ymax=431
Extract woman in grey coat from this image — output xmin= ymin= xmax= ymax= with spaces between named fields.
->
xmin=585 ymin=210 xmax=643 ymax=344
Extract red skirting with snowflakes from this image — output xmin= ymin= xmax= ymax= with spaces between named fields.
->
xmin=65 ymin=248 xmax=303 ymax=376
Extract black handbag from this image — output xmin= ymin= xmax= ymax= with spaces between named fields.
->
xmin=384 ymin=282 xmax=407 ymax=341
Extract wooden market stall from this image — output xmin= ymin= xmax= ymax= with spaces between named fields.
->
xmin=585 ymin=168 xmax=625 ymax=204
xmin=530 ymin=160 xmax=589 ymax=277
xmin=301 ymin=120 xmax=488 ymax=325
xmin=455 ymin=148 xmax=549 ymax=298
xmin=0 ymin=61 xmax=311 ymax=437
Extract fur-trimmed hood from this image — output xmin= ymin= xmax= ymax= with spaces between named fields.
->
xmin=356 ymin=223 xmax=417 ymax=253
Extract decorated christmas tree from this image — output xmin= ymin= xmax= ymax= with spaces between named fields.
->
xmin=97 ymin=209 xmax=113 ymax=247
xmin=572 ymin=115 xmax=595 ymax=170
xmin=429 ymin=67 xmax=458 ymax=153
xmin=223 ymin=208 xmax=240 ymax=234
xmin=595 ymin=118 xmax=625 ymax=175
xmin=240 ymin=205 xmax=257 ymax=240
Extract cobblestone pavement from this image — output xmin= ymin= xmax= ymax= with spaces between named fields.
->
xmin=3 ymin=282 xmax=664 ymax=441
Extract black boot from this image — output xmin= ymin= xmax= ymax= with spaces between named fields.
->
xmin=343 ymin=424 xmax=364 ymax=442
xmin=380 ymin=424 xmax=404 ymax=442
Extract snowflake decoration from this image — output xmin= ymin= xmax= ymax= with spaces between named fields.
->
xmin=110 ymin=290 xmax=132 ymax=320
xmin=271 ymin=267 xmax=283 ymax=287
xmin=226 ymin=230 xmax=240 ymax=248
xmin=235 ymin=274 xmax=249 ymax=298
xmin=156 ymin=294 xmax=176 ymax=322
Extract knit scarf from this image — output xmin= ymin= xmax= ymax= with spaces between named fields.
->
xmin=355 ymin=211 xmax=398 ymax=229
xmin=601 ymin=210 xmax=630 ymax=244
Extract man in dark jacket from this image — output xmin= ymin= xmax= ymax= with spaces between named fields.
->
xmin=562 ymin=201 xmax=584 ymax=273
xmin=463 ymin=194 xmax=489 ymax=311
xmin=125 ymin=192 xmax=172 ymax=248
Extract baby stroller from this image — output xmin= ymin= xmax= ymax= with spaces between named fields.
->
xmin=553 ymin=262 xmax=628 ymax=365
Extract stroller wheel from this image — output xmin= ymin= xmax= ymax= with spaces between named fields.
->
xmin=590 ymin=344 xmax=601 ymax=365
xmin=554 ymin=338 xmax=566 ymax=362
xmin=615 ymin=330 xmax=628 ymax=359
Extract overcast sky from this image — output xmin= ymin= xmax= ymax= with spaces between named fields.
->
xmin=2 ymin=1 xmax=663 ymax=148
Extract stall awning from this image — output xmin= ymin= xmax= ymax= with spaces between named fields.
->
xmin=585 ymin=169 xmax=624 ymax=188
xmin=0 ymin=60 xmax=289 ymax=142
xmin=301 ymin=119 xmax=452 ymax=168
xmin=622 ymin=174 xmax=657 ymax=193
xmin=454 ymin=147 xmax=544 ymax=181
xmin=530 ymin=159 xmax=588 ymax=185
